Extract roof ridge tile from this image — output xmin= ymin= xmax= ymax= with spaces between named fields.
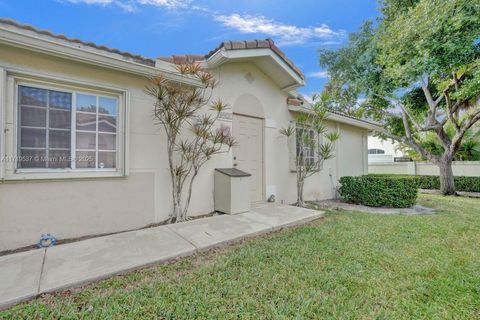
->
xmin=0 ymin=18 xmax=156 ymax=67
xmin=158 ymin=38 xmax=304 ymax=80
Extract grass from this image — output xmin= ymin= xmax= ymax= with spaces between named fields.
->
xmin=2 ymin=194 xmax=480 ymax=319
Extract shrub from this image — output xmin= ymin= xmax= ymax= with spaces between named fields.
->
xmin=415 ymin=175 xmax=440 ymax=190
xmin=339 ymin=175 xmax=418 ymax=208
xmin=454 ymin=177 xmax=480 ymax=192
xmin=369 ymin=174 xmax=480 ymax=193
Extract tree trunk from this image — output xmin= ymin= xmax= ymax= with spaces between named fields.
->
xmin=181 ymin=170 xmax=199 ymax=222
xmin=296 ymin=171 xmax=305 ymax=207
xmin=172 ymin=187 xmax=182 ymax=223
xmin=167 ymin=137 xmax=178 ymax=223
xmin=438 ymin=157 xmax=456 ymax=195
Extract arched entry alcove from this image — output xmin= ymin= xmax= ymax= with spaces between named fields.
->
xmin=232 ymin=93 xmax=265 ymax=118
xmin=232 ymin=94 xmax=265 ymax=202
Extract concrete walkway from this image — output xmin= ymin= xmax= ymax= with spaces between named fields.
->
xmin=0 ymin=203 xmax=322 ymax=310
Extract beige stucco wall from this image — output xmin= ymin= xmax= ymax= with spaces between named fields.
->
xmin=0 ymin=46 xmax=368 ymax=251
xmin=210 ymin=62 xmax=369 ymax=205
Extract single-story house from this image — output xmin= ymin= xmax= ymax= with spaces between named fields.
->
xmin=0 ymin=19 xmax=380 ymax=251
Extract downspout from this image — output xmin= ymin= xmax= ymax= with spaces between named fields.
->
xmin=0 ymin=67 xmax=6 ymax=182
xmin=362 ymin=132 xmax=368 ymax=175
xmin=331 ymin=123 xmax=341 ymax=199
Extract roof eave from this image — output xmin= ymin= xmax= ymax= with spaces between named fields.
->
xmin=0 ymin=26 xmax=202 ymax=87
xmin=288 ymin=105 xmax=383 ymax=131
xmin=206 ymin=48 xmax=304 ymax=91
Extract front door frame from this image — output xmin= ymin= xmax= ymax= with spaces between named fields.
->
xmin=232 ymin=112 xmax=265 ymax=203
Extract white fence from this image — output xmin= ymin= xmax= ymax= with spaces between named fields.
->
xmin=368 ymin=154 xmax=394 ymax=163
xmin=369 ymin=161 xmax=480 ymax=177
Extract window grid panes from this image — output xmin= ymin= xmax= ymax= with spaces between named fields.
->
xmin=18 ymin=86 xmax=72 ymax=169
xmin=18 ymin=84 xmax=118 ymax=170
xmin=368 ymin=148 xmax=385 ymax=155
xmin=296 ymin=127 xmax=316 ymax=167
xmin=75 ymin=94 xmax=117 ymax=169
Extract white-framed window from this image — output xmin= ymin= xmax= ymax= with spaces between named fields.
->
xmin=17 ymin=83 xmax=118 ymax=170
xmin=17 ymin=85 xmax=73 ymax=169
xmin=295 ymin=126 xmax=317 ymax=167
xmin=2 ymin=73 xmax=127 ymax=179
xmin=368 ymin=148 xmax=385 ymax=155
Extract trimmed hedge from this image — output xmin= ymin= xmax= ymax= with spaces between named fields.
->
xmin=339 ymin=175 xmax=418 ymax=208
xmin=369 ymin=174 xmax=480 ymax=193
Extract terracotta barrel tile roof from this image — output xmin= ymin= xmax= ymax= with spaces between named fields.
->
xmin=208 ymin=39 xmax=304 ymax=80
xmin=0 ymin=18 xmax=156 ymax=67
xmin=286 ymin=97 xmax=304 ymax=107
xmin=158 ymin=54 xmax=207 ymax=64
xmin=1 ymin=19 xmax=304 ymax=81
xmin=159 ymin=39 xmax=305 ymax=80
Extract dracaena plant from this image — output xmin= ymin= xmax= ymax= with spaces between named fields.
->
xmin=146 ymin=64 xmax=235 ymax=222
xmin=280 ymin=100 xmax=340 ymax=207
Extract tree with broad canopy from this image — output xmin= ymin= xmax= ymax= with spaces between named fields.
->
xmin=319 ymin=0 xmax=480 ymax=195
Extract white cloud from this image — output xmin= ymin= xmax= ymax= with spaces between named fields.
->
xmin=115 ymin=1 xmax=135 ymax=11
xmin=307 ymin=71 xmax=329 ymax=79
xmin=61 ymin=3 xmax=346 ymax=47
xmin=65 ymin=0 xmax=113 ymax=4
xmin=64 ymin=0 xmax=191 ymax=10
xmin=213 ymin=14 xmax=345 ymax=46
xmin=137 ymin=0 xmax=191 ymax=9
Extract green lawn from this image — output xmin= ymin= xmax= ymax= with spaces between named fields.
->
xmin=2 ymin=194 xmax=480 ymax=319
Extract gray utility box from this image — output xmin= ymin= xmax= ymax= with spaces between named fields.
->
xmin=214 ymin=168 xmax=251 ymax=215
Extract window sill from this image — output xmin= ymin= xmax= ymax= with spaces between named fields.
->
xmin=2 ymin=169 xmax=126 ymax=182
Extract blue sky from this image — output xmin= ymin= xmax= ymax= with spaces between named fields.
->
xmin=0 ymin=0 xmax=379 ymax=97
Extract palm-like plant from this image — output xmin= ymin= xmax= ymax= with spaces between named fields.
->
xmin=146 ymin=64 xmax=235 ymax=222
xmin=280 ymin=99 xmax=340 ymax=207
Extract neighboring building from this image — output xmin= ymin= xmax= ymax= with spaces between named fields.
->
xmin=0 ymin=19 xmax=380 ymax=251
xmin=368 ymin=136 xmax=404 ymax=163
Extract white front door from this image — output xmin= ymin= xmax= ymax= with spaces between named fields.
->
xmin=232 ymin=114 xmax=263 ymax=202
